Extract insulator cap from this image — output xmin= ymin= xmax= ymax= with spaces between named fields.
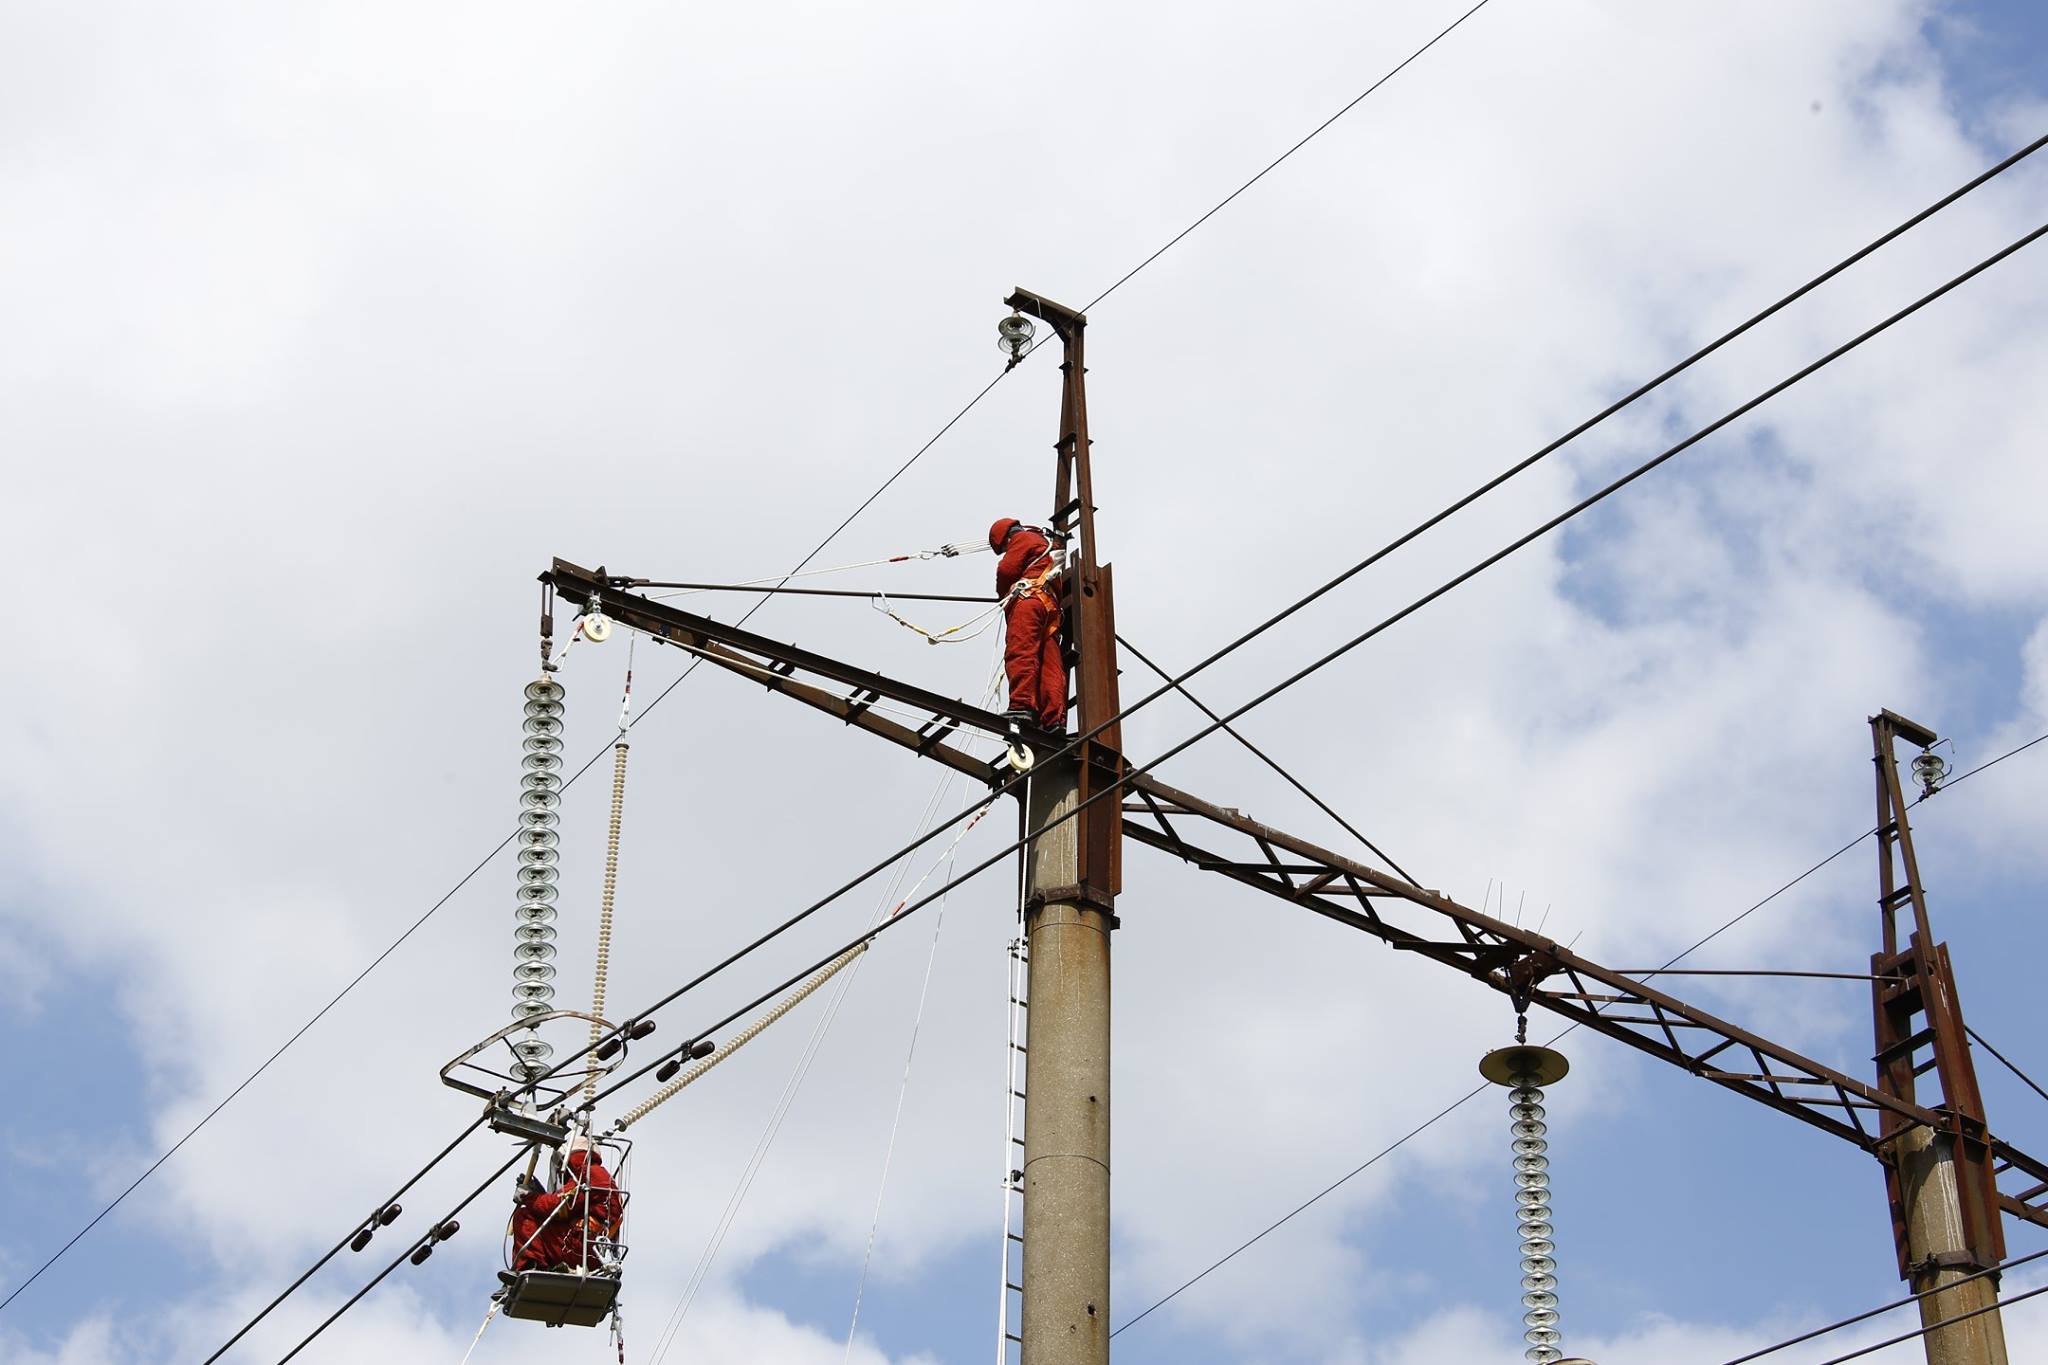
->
xmin=1480 ymin=1045 xmax=1570 ymax=1087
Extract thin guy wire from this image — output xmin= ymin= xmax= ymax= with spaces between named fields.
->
xmin=584 ymin=220 xmax=2048 ymax=1117
xmin=1965 ymin=1023 xmax=2048 ymax=1108
xmin=1080 ymin=0 xmax=1501 ymax=312
xmin=1116 ymin=630 xmax=1420 ymax=885
xmin=1106 ymin=727 xmax=2048 ymax=1340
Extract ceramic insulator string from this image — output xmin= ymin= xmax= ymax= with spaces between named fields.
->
xmin=1509 ymin=1073 xmax=1563 ymax=1363
xmin=512 ymin=677 xmax=566 ymax=1078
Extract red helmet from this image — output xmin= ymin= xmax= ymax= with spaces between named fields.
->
xmin=989 ymin=518 xmax=1022 ymax=551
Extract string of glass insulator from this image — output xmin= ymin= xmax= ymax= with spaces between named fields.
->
xmin=511 ymin=676 xmax=566 ymax=1080
xmin=1509 ymin=1072 xmax=1563 ymax=1363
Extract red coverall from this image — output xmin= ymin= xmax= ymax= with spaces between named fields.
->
xmin=989 ymin=518 xmax=1066 ymax=730
xmin=514 ymin=1150 xmax=622 ymax=1271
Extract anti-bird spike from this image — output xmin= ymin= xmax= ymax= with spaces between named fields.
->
xmin=512 ymin=676 xmax=566 ymax=1079
xmin=1479 ymin=1036 xmax=1584 ymax=1365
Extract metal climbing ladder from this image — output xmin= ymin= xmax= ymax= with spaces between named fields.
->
xmin=994 ymin=933 xmax=1029 ymax=1364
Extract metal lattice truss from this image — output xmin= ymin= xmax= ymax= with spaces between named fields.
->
xmin=540 ymin=559 xmax=2048 ymax=1238
xmin=1118 ymin=771 xmax=2048 ymax=1235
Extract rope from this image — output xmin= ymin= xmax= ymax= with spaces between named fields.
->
xmin=647 ymin=539 xmax=989 ymax=602
xmin=587 ymin=741 xmax=630 ymax=1103
xmin=614 ymin=799 xmax=997 ymax=1133
xmin=613 ymin=942 xmax=868 ymax=1131
xmin=842 ymin=834 xmax=966 ymax=1358
xmin=457 ymin=1298 xmax=502 ymax=1365
xmin=873 ymin=591 xmax=1006 ymax=645
xmin=644 ymin=647 xmax=1007 ymax=1365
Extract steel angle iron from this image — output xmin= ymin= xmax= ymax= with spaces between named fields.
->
xmin=1479 ymin=1039 xmax=1593 ymax=1365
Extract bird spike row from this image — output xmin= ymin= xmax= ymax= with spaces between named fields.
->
xmin=1480 ymin=1038 xmax=1580 ymax=1365
xmin=511 ymin=677 xmax=567 ymax=1079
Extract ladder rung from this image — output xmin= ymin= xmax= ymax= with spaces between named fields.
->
xmin=1007 ymin=1281 xmax=1023 ymax=1293
xmin=1011 ymin=1135 xmax=1025 ymax=1145
xmin=1006 ymin=1333 xmax=1023 ymax=1344
xmin=1008 ymin=1232 xmax=1023 ymax=1243
xmin=1012 ymin=1090 xmax=1027 ymax=1099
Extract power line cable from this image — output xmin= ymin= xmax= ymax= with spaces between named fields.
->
xmin=1080 ymin=0 xmax=1500 ymax=312
xmin=272 ymin=1146 xmax=531 ymax=1365
xmin=1738 ymin=1278 xmax=2048 ymax=1365
xmin=199 ymin=1117 xmax=488 ymax=1363
xmin=1715 ymin=1244 xmax=2048 ymax=1365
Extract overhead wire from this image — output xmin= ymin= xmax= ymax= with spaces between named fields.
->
xmin=1712 ymin=1244 xmax=2048 ymax=1365
xmin=198 ymin=1116 xmax=488 ymax=1364
xmin=1108 ymin=727 xmax=2048 ymax=1339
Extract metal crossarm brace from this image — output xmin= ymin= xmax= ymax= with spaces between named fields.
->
xmin=544 ymin=558 xmax=1005 ymax=786
xmin=1119 ymin=770 xmax=2048 ymax=1234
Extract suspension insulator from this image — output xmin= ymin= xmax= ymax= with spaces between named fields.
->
xmin=1480 ymin=1043 xmax=1576 ymax=1365
xmin=512 ymin=677 xmax=566 ymax=1079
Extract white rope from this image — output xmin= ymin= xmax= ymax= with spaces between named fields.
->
xmin=456 ymin=1299 xmax=501 ymax=1365
xmin=842 ymin=833 xmax=965 ymax=1358
xmin=872 ymin=591 xmax=1006 ymax=646
xmin=612 ymin=942 xmax=868 ymax=1132
xmin=586 ymin=738 xmax=628 ymax=1103
xmin=647 ymin=539 xmax=990 ymax=601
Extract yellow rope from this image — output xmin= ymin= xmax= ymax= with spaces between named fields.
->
xmin=612 ymin=942 xmax=868 ymax=1131
xmin=586 ymin=741 xmax=628 ymax=1102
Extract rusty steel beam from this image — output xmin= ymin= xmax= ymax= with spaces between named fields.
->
xmin=1121 ymin=771 xmax=2048 ymax=1212
xmin=547 ymin=558 xmax=1014 ymax=743
xmin=544 ymin=559 xmax=1000 ymax=786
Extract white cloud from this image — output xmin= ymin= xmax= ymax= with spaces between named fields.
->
xmin=4 ymin=1 xmax=2046 ymax=1361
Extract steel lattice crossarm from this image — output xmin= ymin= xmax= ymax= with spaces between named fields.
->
xmin=1118 ymin=770 xmax=2048 ymax=1236
xmin=544 ymin=558 xmax=1008 ymax=787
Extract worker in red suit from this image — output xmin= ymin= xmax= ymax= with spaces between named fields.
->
xmin=510 ymin=1144 xmax=623 ymax=1272
xmin=989 ymin=518 xmax=1066 ymax=732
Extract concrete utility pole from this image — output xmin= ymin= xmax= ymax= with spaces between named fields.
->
xmin=1007 ymin=288 xmax=1121 ymax=1365
xmin=1870 ymin=710 xmax=2007 ymax=1365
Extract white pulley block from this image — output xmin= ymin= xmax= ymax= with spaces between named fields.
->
xmin=1006 ymin=738 xmax=1036 ymax=772
xmin=580 ymin=612 xmax=613 ymax=643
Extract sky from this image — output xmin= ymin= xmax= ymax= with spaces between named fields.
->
xmin=3 ymin=2 xmax=2047 ymax=1363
